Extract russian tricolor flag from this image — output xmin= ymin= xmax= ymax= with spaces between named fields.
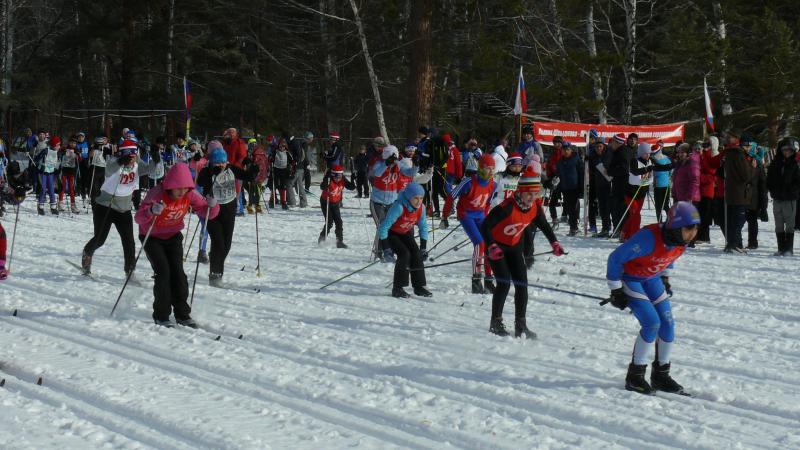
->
xmin=513 ymin=66 xmax=527 ymax=116
xmin=704 ymin=77 xmax=715 ymax=132
xmin=184 ymin=76 xmax=192 ymax=136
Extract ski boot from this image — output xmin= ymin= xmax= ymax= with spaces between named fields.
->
xmin=37 ymin=203 xmax=45 ymax=215
xmin=413 ymin=286 xmax=432 ymax=297
xmin=176 ymin=317 xmax=198 ymax=329
xmin=318 ymin=233 xmax=326 ymax=245
xmin=785 ymin=233 xmax=794 ymax=256
xmin=392 ymin=286 xmax=410 ymax=298
xmin=433 ymin=211 xmax=441 ymax=219
xmin=0 ymin=264 xmax=8 ymax=281
xmin=154 ymin=318 xmax=175 ymax=328
xmin=625 ymin=363 xmax=655 ymax=395
xmin=57 ymin=201 xmax=66 ymax=212
xmin=489 ymin=317 xmax=509 ymax=337
xmin=81 ymin=251 xmax=93 ymax=275
xmin=256 ymin=204 xmax=263 ymax=213
xmin=524 ymin=256 xmax=535 ymax=269
xmin=439 ymin=218 xmax=449 ymax=229
xmin=650 ymin=362 xmax=685 ymax=394
xmin=567 ymin=228 xmax=579 ymax=237
xmin=197 ymin=250 xmax=209 ymax=264
xmin=336 ymin=240 xmax=348 ymax=249
xmin=471 ymin=274 xmax=485 ymax=294
xmin=209 ymin=272 xmax=224 ymax=288
xmin=281 ymin=202 xmax=289 ymax=210
xmin=594 ymin=229 xmax=610 ymax=238
xmin=125 ymin=269 xmax=135 ymax=282
xmin=246 ymin=205 xmax=255 ymax=214
xmin=514 ymin=318 xmax=537 ymax=340
xmin=268 ymin=199 xmax=275 ymax=208
xmin=50 ymin=203 xmax=59 ymax=215
xmin=71 ymin=202 xmax=80 ymax=214
xmin=484 ymin=278 xmax=496 ymax=294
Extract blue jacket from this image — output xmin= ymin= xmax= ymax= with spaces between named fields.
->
xmin=556 ymin=152 xmax=583 ymax=191
xmin=652 ymin=153 xmax=672 ymax=188
xmin=378 ymin=195 xmax=429 ymax=241
xmin=370 ymin=160 xmax=417 ymax=205
xmin=606 ymin=226 xmax=675 ymax=287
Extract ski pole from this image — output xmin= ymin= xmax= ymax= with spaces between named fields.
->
xmin=6 ymin=204 xmax=21 ymax=273
xmin=183 ymin=218 xmax=201 ymax=261
xmin=426 ymin=223 xmax=462 ymax=253
xmin=190 ymin=205 xmax=213 ymax=306
xmin=411 ymin=257 xmax=471 ymax=271
xmin=255 ymin=190 xmax=262 ymax=277
xmin=429 ymin=238 xmax=470 ymax=262
xmin=492 ymin=276 xmax=607 ymax=301
xmin=609 ymin=181 xmax=646 ymax=239
xmin=320 ymin=259 xmax=381 ymax=290
xmin=110 ymin=214 xmax=157 ymax=317
xmin=324 ymin=193 xmax=330 ymax=241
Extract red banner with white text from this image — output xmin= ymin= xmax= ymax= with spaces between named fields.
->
xmin=532 ymin=121 xmax=685 ymax=147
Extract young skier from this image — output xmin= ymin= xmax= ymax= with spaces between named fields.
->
xmin=489 ymin=152 xmax=524 ymax=208
xmin=58 ymin=137 xmax=81 ymax=213
xmin=269 ymin=138 xmax=293 ymax=210
xmin=81 ymin=139 xmax=155 ymax=277
xmin=605 ymin=201 xmax=700 ymax=395
xmin=451 ymin=153 xmax=496 ymax=294
xmin=136 ymin=163 xmax=219 ymax=328
xmin=0 ymin=178 xmax=26 ymax=281
xmin=196 ymin=143 xmax=258 ymax=287
xmin=370 ymin=145 xmax=402 ymax=260
xmin=33 ymin=135 xmax=61 ymax=215
xmin=620 ymin=143 xmax=655 ymax=240
xmin=318 ymin=164 xmax=356 ymax=247
xmin=378 ymin=182 xmax=432 ymax=298
xmin=481 ymin=167 xmax=563 ymax=338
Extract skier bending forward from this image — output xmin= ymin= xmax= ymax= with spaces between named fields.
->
xmin=605 ymin=201 xmax=699 ymax=395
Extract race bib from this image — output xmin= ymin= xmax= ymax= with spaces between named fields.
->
xmin=212 ymin=169 xmax=237 ymax=204
xmin=44 ymin=151 xmax=58 ymax=172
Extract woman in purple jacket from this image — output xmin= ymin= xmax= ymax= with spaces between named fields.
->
xmin=671 ymin=143 xmax=700 ymax=245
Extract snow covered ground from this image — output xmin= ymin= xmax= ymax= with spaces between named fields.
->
xmin=1 ymin=188 xmax=799 ymax=450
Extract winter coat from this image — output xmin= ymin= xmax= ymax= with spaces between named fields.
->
xmin=767 ymin=151 xmax=800 ymax=201
xmin=671 ymin=152 xmax=700 ymax=202
xmin=747 ymin=164 xmax=767 ymax=212
xmin=546 ymin=147 xmax=564 ymax=178
xmin=135 ymin=163 xmax=219 ymax=239
xmin=589 ymin=148 xmax=613 ymax=190
xmin=223 ymin=137 xmax=247 ymax=168
xmin=556 ymin=152 xmax=583 ymax=192
xmin=652 ymin=153 xmax=672 ymax=188
xmin=323 ymin=142 xmax=343 ymax=167
xmin=699 ymin=150 xmax=719 ymax=199
xmin=723 ymin=146 xmax=756 ymax=206
xmin=354 ymin=153 xmax=369 ymax=174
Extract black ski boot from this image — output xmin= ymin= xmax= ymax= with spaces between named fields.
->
xmin=625 ymin=363 xmax=655 ymax=395
xmin=336 ymin=240 xmax=348 ymax=249
xmin=154 ymin=319 xmax=175 ymax=328
xmin=81 ymin=251 xmax=92 ymax=275
xmin=176 ymin=317 xmax=198 ymax=329
xmin=774 ymin=232 xmax=786 ymax=256
xmin=650 ymin=362 xmax=685 ymax=394
xmin=50 ymin=203 xmax=59 ymax=215
xmin=209 ymin=272 xmax=224 ymax=288
xmin=392 ymin=286 xmax=410 ymax=298
xmin=439 ymin=218 xmax=449 ymax=229
xmin=785 ymin=233 xmax=794 ymax=256
xmin=37 ymin=203 xmax=45 ymax=215
xmin=489 ymin=317 xmax=509 ymax=337
xmin=484 ymin=278 xmax=496 ymax=294
xmin=318 ymin=233 xmax=326 ymax=245
xmin=281 ymin=202 xmax=289 ymax=210
xmin=471 ymin=274 xmax=485 ymax=294
xmin=413 ymin=286 xmax=432 ymax=297
xmin=514 ymin=318 xmax=537 ymax=340
xmin=197 ymin=250 xmax=209 ymax=264
xmin=524 ymin=256 xmax=534 ymax=269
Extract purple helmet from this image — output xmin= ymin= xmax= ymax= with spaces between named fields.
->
xmin=665 ymin=201 xmax=701 ymax=230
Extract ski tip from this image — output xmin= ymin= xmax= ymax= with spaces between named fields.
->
xmin=36 ymin=377 xmax=42 ymax=386
xmin=237 ymin=334 xmax=244 ymax=340
xmin=214 ymin=335 xmax=221 ymax=341
xmin=12 ymin=309 xmax=18 ymax=317
xmin=459 ymin=302 xmax=465 ymax=307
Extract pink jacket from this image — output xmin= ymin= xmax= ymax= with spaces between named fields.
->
xmin=135 ymin=163 xmax=219 ymax=239
xmin=672 ymin=152 xmax=701 ymax=202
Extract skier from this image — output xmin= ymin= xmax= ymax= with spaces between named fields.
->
xmin=58 ymin=137 xmax=81 ymax=214
xmin=136 ymin=163 xmax=219 ymax=328
xmin=450 ymin=153 xmax=496 ymax=294
xmin=439 ymin=134 xmax=462 ymax=229
xmin=269 ymin=138 xmax=293 ymax=210
xmin=605 ymin=201 xmax=700 ymax=395
xmin=322 ymin=132 xmax=343 ymax=168
xmin=589 ymin=139 xmax=614 ymax=237
xmin=378 ymin=182 xmax=432 ymax=298
xmin=353 ymin=145 xmax=370 ymax=198
xmin=196 ymin=143 xmax=258 ymax=287
xmin=489 ymin=152 xmax=524 ymax=208
xmin=651 ymin=143 xmax=673 ymax=223
xmin=33 ymin=135 xmax=61 ymax=215
xmin=370 ymin=145 xmax=402 ymax=260
xmin=81 ymin=140 xmax=156 ymax=277
xmin=0 ymin=176 xmax=26 ymax=281
xmin=481 ymin=167 xmax=563 ymax=338
xmin=766 ymin=138 xmax=800 ymax=256
xmin=555 ymin=142 xmax=583 ymax=236
xmin=318 ymin=164 xmax=356 ymax=247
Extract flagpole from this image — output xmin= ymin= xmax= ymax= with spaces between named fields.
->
xmin=184 ymin=76 xmax=191 ymax=139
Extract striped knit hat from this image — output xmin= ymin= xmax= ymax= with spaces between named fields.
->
xmin=517 ymin=167 xmax=542 ymax=193
xmin=331 ymin=164 xmax=344 ymax=174
xmin=612 ymin=133 xmax=626 ymax=145
xmin=506 ymin=152 xmax=524 ymax=166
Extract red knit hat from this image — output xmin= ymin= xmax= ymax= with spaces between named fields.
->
xmin=442 ymin=134 xmax=453 ymax=145
xmin=517 ymin=167 xmax=542 ymax=193
xmin=479 ymin=153 xmax=495 ymax=169
xmin=49 ymin=136 xmax=62 ymax=147
xmin=331 ymin=164 xmax=344 ymax=174
xmin=330 ymin=132 xmax=340 ymax=140
xmin=119 ymin=139 xmax=138 ymax=156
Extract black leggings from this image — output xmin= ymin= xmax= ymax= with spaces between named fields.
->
xmin=143 ymin=233 xmax=190 ymax=322
xmin=206 ymin=202 xmax=237 ymax=274
xmin=320 ymin=199 xmax=343 ymax=241
xmin=388 ymin=231 xmax=426 ymax=288
xmin=83 ymin=203 xmax=136 ymax=272
xmin=488 ymin=244 xmax=528 ymax=321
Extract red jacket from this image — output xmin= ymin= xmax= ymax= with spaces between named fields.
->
xmin=445 ymin=144 xmax=463 ymax=180
xmin=223 ymin=138 xmax=247 ymax=168
xmin=699 ymin=150 xmax=720 ymax=199
xmin=546 ymin=148 xmax=564 ymax=178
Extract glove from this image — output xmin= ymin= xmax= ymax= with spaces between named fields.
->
xmin=487 ymin=243 xmax=504 ymax=261
xmin=420 ymin=240 xmax=429 ymax=262
xmin=550 ymin=241 xmax=565 ymax=256
xmin=609 ymin=288 xmax=628 ymax=310
xmin=149 ymin=202 xmax=165 ymax=216
xmin=205 ymin=195 xmax=218 ymax=209
xmin=382 ymin=248 xmax=395 ymax=263
xmin=661 ymin=276 xmax=672 ymax=296
xmin=241 ymin=157 xmax=253 ymax=167
xmin=759 ymin=208 xmax=768 ymax=222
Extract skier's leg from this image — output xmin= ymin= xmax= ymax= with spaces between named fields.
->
xmin=388 ymin=233 xmax=411 ymax=288
xmin=166 ymin=234 xmax=191 ymax=320
xmin=143 ymin=236 xmax=173 ymax=322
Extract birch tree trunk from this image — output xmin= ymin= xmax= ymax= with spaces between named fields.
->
xmin=586 ymin=2 xmax=607 ymax=124
xmin=622 ymin=0 xmax=637 ymax=124
xmin=405 ymin=0 xmax=433 ymax=139
xmin=165 ymin=0 xmax=175 ymax=95
xmin=348 ymin=0 xmax=388 ymax=142
xmin=73 ymin=0 xmax=86 ymax=108
xmin=712 ymin=1 xmax=732 ymax=116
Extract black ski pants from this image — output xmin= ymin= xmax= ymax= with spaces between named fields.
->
xmin=562 ymin=189 xmax=580 ymax=230
xmin=355 ymin=171 xmax=369 ymax=197
xmin=320 ymin=198 xmax=344 ymax=241
xmin=207 ymin=202 xmax=237 ymax=275
xmin=654 ymin=186 xmax=671 ymax=223
xmin=83 ymin=203 xmax=136 ymax=272
xmin=431 ymin=167 xmax=446 ymax=214
xmin=697 ymin=197 xmax=713 ymax=241
xmin=488 ymin=243 xmax=528 ymax=320
xmin=388 ymin=231 xmax=426 ymax=289
xmin=143 ymin=233 xmax=190 ymax=322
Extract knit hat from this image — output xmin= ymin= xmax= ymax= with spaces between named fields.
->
xmin=442 ymin=134 xmax=453 ymax=145
xmin=589 ymin=128 xmax=600 ymax=139
xmin=330 ymin=132 xmax=340 ymax=140
xmin=612 ymin=133 xmax=626 ymax=145
xmin=382 ymin=145 xmax=399 ymax=160
xmin=517 ymin=167 xmax=542 ymax=193
xmin=373 ymin=136 xmax=387 ymax=148
xmin=331 ymin=164 xmax=344 ymax=174
xmin=207 ymin=140 xmax=224 ymax=153
xmin=650 ymin=143 xmax=662 ymax=154
xmin=118 ymin=139 xmax=137 ymax=156
xmin=404 ymin=143 xmax=417 ymax=154
xmin=303 ymin=131 xmax=314 ymax=140
xmin=209 ymin=148 xmax=228 ymax=165
xmin=479 ymin=153 xmax=495 ymax=169
xmin=552 ymin=135 xmax=563 ymax=144
xmin=49 ymin=136 xmax=62 ymax=148
xmin=418 ymin=126 xmax=430 ymax=135
xmin=402 ymin=182 xmax=425 ymax=200
xmin=637 ymin=143 xmax=651 ymax=158
xmin=506 ymin=153 xmax=524 ymax=166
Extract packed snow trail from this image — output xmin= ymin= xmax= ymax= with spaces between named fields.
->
xmin=1 ymin=190 xmax=799 ymax=449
